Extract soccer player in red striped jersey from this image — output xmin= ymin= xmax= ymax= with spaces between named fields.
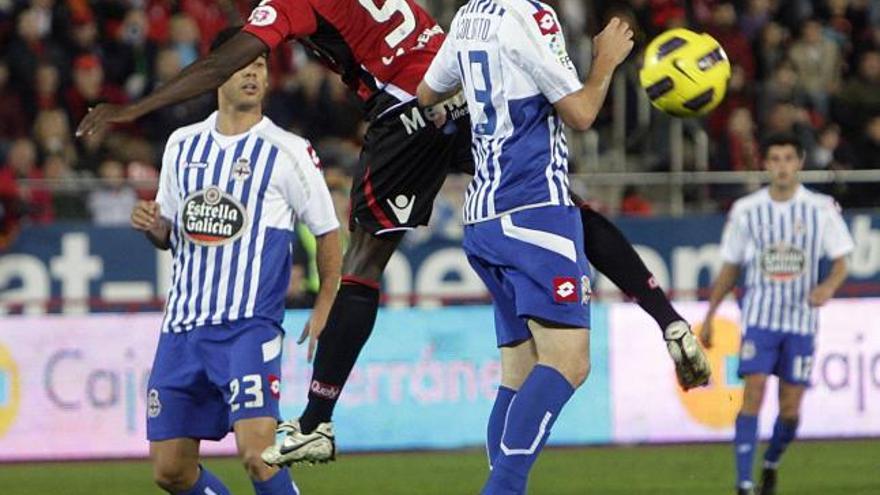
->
xmin=78 ymin=0 xmax=710 ymax=468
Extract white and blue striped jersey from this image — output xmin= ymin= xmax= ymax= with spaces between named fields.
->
xmin=423 ymin=0 xmax=582 ymax=224
xmin=720 ymin=186 xmax=854 ymax=335
xmin=155 ymin=112 xmax=339 ymax=333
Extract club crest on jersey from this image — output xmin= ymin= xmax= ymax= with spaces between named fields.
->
xmin=760 ymin=243 xmax=806 ymax=282
xmin=147 ymin=389 xmax=161 ymax=418
xmin=553 ymin=277 xmax=578 ymax=303
xmin=232 ymin=157 xmax=251 ymax=182
xmin=248 ymin=5 xmax=277 ymax=27
xmin=533 ymin=10 xmax=559 ymax=35
xmin=182 ymin=186 xmax=249 ymax=246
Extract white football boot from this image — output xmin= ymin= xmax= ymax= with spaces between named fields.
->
xmin=261 ymin=420 xmax=335 ymax=466
xmin=664 ymin=321 xmax=711 ymax=390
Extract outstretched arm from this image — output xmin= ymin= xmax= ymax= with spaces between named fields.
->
xmin=700 ymin=263 xmax=740 ymax=348
xmin=76 ymin=31 xmax=269 ymax=136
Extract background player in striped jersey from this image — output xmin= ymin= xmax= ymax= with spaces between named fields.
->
xmin=129 ymin=28 xmax=341 ymax=495
xmin=78 ymin=0 xmax=708 ymax=467
xmin=418 ymin=4 xmax=636 ymax=493
xmin=701 ymin=134 xmax=854 ymax=495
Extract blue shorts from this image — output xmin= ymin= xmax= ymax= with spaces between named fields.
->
xmin=146 ymin=318 xmax=284 ymax=442
xmin=738 ymin=326 xmax=815 ymax=386
xmin=463 ymin=205 xmax=591 ymax=347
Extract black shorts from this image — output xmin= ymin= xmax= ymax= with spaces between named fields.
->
xmin=350 ymin=93 xmax=473 ymax=234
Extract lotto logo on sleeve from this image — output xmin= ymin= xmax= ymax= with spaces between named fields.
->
xmin=533 ymin=11 xmax=559 ymax=35
xmin=553 ymin=277 xmax=578 ymax=303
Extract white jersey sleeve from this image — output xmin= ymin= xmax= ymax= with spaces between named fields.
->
xmin=279 ymin=143 xmax=339 ymax=236
xmin=155 ymin=139 xmax=181 ymax=221
xmin=500 ymin=5 xmax=582 ymax=103
xmin=821 ymin=200 xmax=854 ymax=259
xmin=720 ymin=205 xmax=749 ymax=264
xmin=423 ymin=17 xmax=461 ymax=94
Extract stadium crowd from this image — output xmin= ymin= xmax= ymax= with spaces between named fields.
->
xmin=0 ymin=0 xmax=878 ymax=247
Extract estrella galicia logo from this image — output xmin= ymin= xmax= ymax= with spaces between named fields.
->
xmin=0 ymin=342 xmax=21 ymax=438
xmin=761 ymin=244 xmax=806 ymax=282
xmin=182 ymin=186 xmax=249 ymax=246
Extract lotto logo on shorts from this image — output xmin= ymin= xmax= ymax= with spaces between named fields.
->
xmin=553 ymin=277 xmax=578 ymax=303
xmin=268 ymin=374 xmax=281 ymax=399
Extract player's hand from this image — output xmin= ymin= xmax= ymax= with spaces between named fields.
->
xmin=809 ymin=284 xmax=834 ymax=307
xmin=76 ymin=103 xmax=136 ymax=138
xmin=699 ymin=316 xmax=714 ymax=349
xmin=297 ymin=312 xmax=328 ymax=362
xmin=593 ymin=17 xmax=635 ymax=67
xmin=130 ymin=201 xmax=162 ymax=233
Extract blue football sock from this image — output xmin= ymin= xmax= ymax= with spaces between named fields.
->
xmin=482 ymin=365 xmax=574 ymax=495
xmin=252 ymin=468 xmax=299 ymax=495
xmin=764 ymin=416 xmax=799 ymax=467
xmin=734 ymin=414 xmax=759 ymax=489
xmin=178 ymin=465 xmax=230 ymax=495
xmin=487 ymin=386 xmax=517 ymax=467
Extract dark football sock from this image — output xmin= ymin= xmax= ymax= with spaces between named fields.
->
xmin=580 ymin=206 xmax=683 ymax=332
xmin=299 ymin=279 xmax=380 ymax=433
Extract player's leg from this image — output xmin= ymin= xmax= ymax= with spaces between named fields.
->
xmin=267 ymin=97 xmax=472 ymax=466
xmin=758 ymin=334 xmax=813 ymax=495
xmin=486 ymin=341 xmax=537 ymax=466
xmin=734 ymin=328 xmax=780 ymax=494
xmin=235 ymin=418 xmax=299 ymax=495
xmin=147 ymin=332 xmax=231 ymax=494
xmin=297 ymin=227 xmax=403 ymax=436
xmin=484 ymin=321 xmax=589 ymax=494
xmin=200 ymin=319 xmax=299 ymax=494
xmin=575 ymin=202 xmax=710 ymax=389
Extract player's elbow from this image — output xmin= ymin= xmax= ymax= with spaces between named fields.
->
xmin=416 ymin=83 xmax=437 ymax=107
xmin=564 ymin=113 xmax=596 ymax=132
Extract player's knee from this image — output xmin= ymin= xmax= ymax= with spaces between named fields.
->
xmin=560 ymin=355 xmax=590 ymax=388
xmin=241 ymin=448 xmax=276 ymax=482
xmin=153 ymin=464 xmax=197 ymax=493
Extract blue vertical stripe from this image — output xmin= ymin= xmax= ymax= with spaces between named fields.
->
xmin=167 ymin=133 xmax=202 ymax=331
xmin=161 ymin=141 xmax=186 ymax=332
xmin=240 ymin=146 xmax=279 ymax=314
xmin=207 ymin=137 xmax=248 ymax=321
xmin=178 ymin=133 xmax=214 ymax=329
xmin=223 ymin=138 xmax=265 ymax=319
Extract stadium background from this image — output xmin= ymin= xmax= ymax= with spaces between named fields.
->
xmin=0 ymin=0 xmax=878 ymax=493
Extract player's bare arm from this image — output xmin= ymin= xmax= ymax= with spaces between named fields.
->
xmin=76 ymin=31 xmax=268 ymax=137
xmin=553 ymin=17 xmax=634 ymax=131
xmin=416 ymin=84 xmax=460 ymax=108
xmin=299 ymin=229 xmax=343 ymax=362
xmin=809 ymin=256 xmax=848 ymax=307
xmin=701 ymin=262 xmax=741 ymax=348
xmin=130 ymin=200 xmax=171 ymax=250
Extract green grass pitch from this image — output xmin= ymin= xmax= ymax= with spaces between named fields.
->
xmin=1 ymin=440 xmax=877 ymax=494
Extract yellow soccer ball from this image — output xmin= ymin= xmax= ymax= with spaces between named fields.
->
xmin=639 ymin=28 xmax=731 ymax=118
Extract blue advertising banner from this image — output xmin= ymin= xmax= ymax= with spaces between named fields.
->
xmin=278 ymin=305 xmax=612 ymax=451
xmin=2 ymin=212 xmax=880 ymax=312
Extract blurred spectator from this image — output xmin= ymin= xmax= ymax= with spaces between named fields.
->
xmin=754 ymin=22 xmax=789 ymax=80
xmin=619 ymin=186 xmax=654 ymax=216
xmin=5 ymin=138 xmax=53 ymax=223
xmin=708 ymin=64 xmax=754 ymax=139
xmin=705 ymin=2 xmax=755 ymax=81
xmin=44 ymin=153 xmax=87 ymax=220
xmin=87 ymin=159 xmax=138 ymax=226
xmin=0 ymin=61 xmax=28 ymax=138
xmin=759 ymin=62 xmax=810 ymax=124
xmin=33 ymin=62 xmax=61 ymax=114
xmin=169 ymin=14 xmax=200 ymax=68
xmin=740 ymin=0 xmax=772 ymax=41
xmin=5 ymin=7 xmax=66 ymax=98
xmin=101 ymin=9 xmax=156 ymax=99
xmin=833 ymin=49 xmax=880 ymax=138
xmin=720 ymin=108 xmax=761 ymax=172
xmin=63 ymin=54 xmax=128 ymax=126
xmin=68 ymin=11 xmax=99 ymax=56
xmin=763 ymin=102 xmax=816 ymax=152
xmin=810 ymin=124 xmax=855 ymax=170
xmin=33 ymin=109 xmax=77 ymax=165
xmin=788 ymin=18 xmax=841 ymax=116
xmin=847 ymin=115 xmax=880 ymax=207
